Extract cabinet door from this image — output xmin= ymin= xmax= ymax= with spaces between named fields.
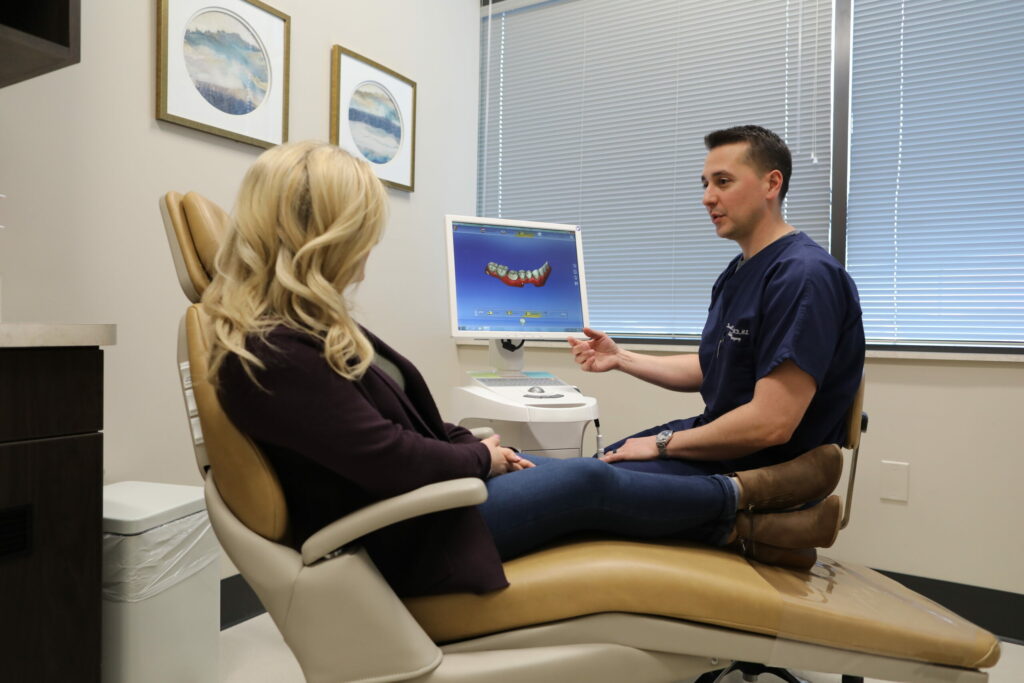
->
xmin=0 ymin=347 xmax=103 ymax=442
xmin=0 ymin=432 xmax=102 ymax=683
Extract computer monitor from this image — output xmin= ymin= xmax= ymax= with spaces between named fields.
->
xmin=445 ymin=215 xmax=589 ymax=340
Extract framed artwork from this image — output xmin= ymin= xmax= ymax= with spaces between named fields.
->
xmin=330 ymin=45 xmax=417 ymax=192
xmin=157 ymin=0 xmax=290 ymax=149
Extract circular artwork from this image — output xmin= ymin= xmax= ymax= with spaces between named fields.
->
xmin=183 ymin=10 xmax=269 ymax=116
xmin=348 ymin=81 xmax=403 ymax=164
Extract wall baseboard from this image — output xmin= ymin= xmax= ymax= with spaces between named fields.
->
xmin=220 ymin=569 xmax=1024 ymax=642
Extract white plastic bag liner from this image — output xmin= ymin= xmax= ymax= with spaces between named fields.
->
xmin=102 ymin=509 xmax=218 ymax=602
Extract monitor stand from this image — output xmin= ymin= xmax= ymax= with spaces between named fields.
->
xmin=489 ymin=339 xmax=526 ymax=375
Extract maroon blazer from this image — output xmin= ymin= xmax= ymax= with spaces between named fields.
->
xmin=217 ymin=325 xmax=508 ymax=596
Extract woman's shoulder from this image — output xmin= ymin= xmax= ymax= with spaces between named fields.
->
xmin=248 ymin=324 xmax=322 ymax=356
xmin=223 ymin=324 xmax=327 ymax=384
xmin=219 ymin=325 xmax=341 ymax=405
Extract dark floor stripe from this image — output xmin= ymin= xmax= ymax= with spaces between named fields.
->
xmin=221 ymin=573 xmax=266 ymax=630
xmin=878 ymin=570 xmax=1024 ymax=643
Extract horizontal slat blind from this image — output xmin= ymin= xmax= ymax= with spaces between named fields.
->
xmin=479 ymin=0 xmax=832 ymax=337
xmin=848 ymin=0 xmax=1024 ymax=346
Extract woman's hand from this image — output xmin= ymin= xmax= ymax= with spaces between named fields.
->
xmin=568 ymin=327 xmax=622 ymax=373
xmin=599 ymin=435 xmax=658 ymax=463
xmin=482 ymin=434 xmax=535 ymax=478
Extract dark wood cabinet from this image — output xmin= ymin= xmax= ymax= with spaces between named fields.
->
xmin=0 ymin=341 xmax=106 ymax=683
xmin=0 ymin=1 xmax=81 ymax=89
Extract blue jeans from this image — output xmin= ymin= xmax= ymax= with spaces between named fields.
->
xmin=479 ymin=452 xmax=737 ymax=561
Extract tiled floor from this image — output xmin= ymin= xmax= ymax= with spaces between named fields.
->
xmin=220 ymin=613 xmax=1023 ymax=683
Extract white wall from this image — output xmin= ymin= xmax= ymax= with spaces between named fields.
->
xmin=0 ymin=0 xmax=480 ymax=491
xmin=1 ymin=1 xmax=1018 ymax=599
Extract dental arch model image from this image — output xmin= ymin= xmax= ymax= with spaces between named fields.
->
xmin=485 ymin=261 xmax=551 ymax=287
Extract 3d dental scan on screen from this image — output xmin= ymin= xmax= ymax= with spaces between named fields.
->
xmin=445 ymin=215 xmax=599 ymax=458
xmin=445 ymin=215 xmax=589 ymax=341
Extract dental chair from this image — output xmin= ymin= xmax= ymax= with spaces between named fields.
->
xmin=162 ymin=190 xmax=1000 ymax=683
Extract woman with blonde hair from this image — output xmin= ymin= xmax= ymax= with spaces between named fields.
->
xmin=206 ymin=141 xmax=845 ymax=598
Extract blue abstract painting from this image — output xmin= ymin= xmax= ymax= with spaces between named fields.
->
xmin=348 ymin=81 xmax=402 ymax=164
xmin=184 ymin=10 xmax=268 ymax=116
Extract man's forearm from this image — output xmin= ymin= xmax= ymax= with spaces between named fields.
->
xmin=664 ymin=360 xmax=816 ymax=461
xmin=664 ymin=402 xmax=789 ymax=461
xmin=617 ymin=350 xmax=702 ymax=391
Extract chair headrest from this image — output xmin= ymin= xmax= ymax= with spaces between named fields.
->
xmin=161 ymin=191 xmax=230 ymax=302
xmin=185 ymin=303 xmax=290 ymax=541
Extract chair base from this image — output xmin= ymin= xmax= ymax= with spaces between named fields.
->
xmin=440 ymin=614 xmax=988 ymax=683
xmin=696 ymin=662 xmax=867 ymax=682
xmin=695 ymin=662 xmax=809 ymax=682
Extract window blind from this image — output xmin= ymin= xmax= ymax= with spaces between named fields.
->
xmin=479 ymin=0 xmax=833 ymax=337
xmin=848 ymin=0 xmax=1024 ymax=347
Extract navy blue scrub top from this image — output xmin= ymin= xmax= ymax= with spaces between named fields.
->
xmin=697 ymin=231 xmax=865 ymax=471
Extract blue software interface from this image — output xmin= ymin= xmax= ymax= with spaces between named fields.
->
xmin=450 ymin=220 xmax=586 ymax=336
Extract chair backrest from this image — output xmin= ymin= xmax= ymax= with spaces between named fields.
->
xmin=843 ymin=373 xmax=867 ymax=451
xmin=161 ymin=190 xmax=290 ymax=542
xmin=841 ymin=373 xmax=867 ymax=529
xmin=185 ymin=304 xmax=290 ymax=541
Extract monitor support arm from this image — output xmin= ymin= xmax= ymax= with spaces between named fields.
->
xmin=490 ymin=338 xmax=525 ymax=374
xmin=500 ymin=339 xmax=525 ymax=353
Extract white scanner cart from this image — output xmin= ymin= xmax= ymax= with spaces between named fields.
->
xmin=452 ymin=340 xmax=599 ymax=458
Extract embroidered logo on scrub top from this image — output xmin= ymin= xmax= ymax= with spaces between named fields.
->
xmin=725 ymin=322 xmax=750 ymax=342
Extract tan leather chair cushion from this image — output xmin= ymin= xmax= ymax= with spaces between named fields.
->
xmin=405 ymin=539 xmax=999 ymax=670
xmin=186 ymin=304 xmax=290 ymax=541
xmin=181 ymin=191 xmax=229 ymax=281
xmin=164 ymin=191 xmax=230 ymax=299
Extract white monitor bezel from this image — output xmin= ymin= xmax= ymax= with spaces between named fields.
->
xmin=444 ymin=214 xmax=590 ymax=340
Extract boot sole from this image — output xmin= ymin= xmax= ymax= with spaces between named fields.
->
xmin=820 ymin=495 xmax=843 ymax=548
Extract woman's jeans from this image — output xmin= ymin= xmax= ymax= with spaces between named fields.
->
xmin=479 ymin=441 xmax=738 ymax=561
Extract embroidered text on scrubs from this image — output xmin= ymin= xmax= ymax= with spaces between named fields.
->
xmin=725 ymin=323 xmax=750 ymax=342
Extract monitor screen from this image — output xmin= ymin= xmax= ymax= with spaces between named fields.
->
xmin=445 ymin=215 xmax=589 ymax=339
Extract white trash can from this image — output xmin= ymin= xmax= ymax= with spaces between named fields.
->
xmin=101 ymin=481 xmax=220 ymax=683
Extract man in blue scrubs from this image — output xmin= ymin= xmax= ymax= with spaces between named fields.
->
xmin=569 ymin=125 xmax=864 ymax=477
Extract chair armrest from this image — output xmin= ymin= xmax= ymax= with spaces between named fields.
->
xmin=469 ymin=426 xmax=495 ymax=439
xmin=300 ymin=478 xmax=488 ymax=565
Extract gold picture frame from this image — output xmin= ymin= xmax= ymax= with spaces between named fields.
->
xmin=157 ymin=0 xmax=290 ymax=149
xmin=330 ymin=45 xmax=417 ymax=192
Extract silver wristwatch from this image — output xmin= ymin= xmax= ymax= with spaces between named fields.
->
xmin=655 ymin=429 xmax=673 ymax=459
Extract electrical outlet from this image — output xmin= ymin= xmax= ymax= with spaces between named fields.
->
xmin=880 ymin=460 xmax=910 ymax=502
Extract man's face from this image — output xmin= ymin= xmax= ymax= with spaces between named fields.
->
xmin=701 ymin=142 xmax=774 ymax=242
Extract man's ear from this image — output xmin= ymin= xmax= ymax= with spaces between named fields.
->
xmin=764 ymin=169 xmax=784 ymax=201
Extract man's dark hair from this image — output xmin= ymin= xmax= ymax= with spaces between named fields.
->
xmin=704 ymin=125 xmax=792 ymax=201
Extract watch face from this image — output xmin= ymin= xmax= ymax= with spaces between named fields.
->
xmin=656 ymin=430 xmax=672 ymax=458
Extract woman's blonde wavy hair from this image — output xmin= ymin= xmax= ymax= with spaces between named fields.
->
xmin=203 ymin=140 xmax=388 ymax=385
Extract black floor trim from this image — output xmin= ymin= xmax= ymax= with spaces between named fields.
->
xmin=221 ymin=573 xmax=266 ymax=630
xmin=220 ymin=569 xmax=1024 ymax=642
xmin=878 ymin=570 xmax=1024 ymax=642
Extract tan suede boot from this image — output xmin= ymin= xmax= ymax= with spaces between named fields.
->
xmin=730 ymin=540 xmax=818 ymax=571
xmin=734 ymin=444 xmax=843 ymax=511
xmin=733 ymin=495 xmax=842 ymax=549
